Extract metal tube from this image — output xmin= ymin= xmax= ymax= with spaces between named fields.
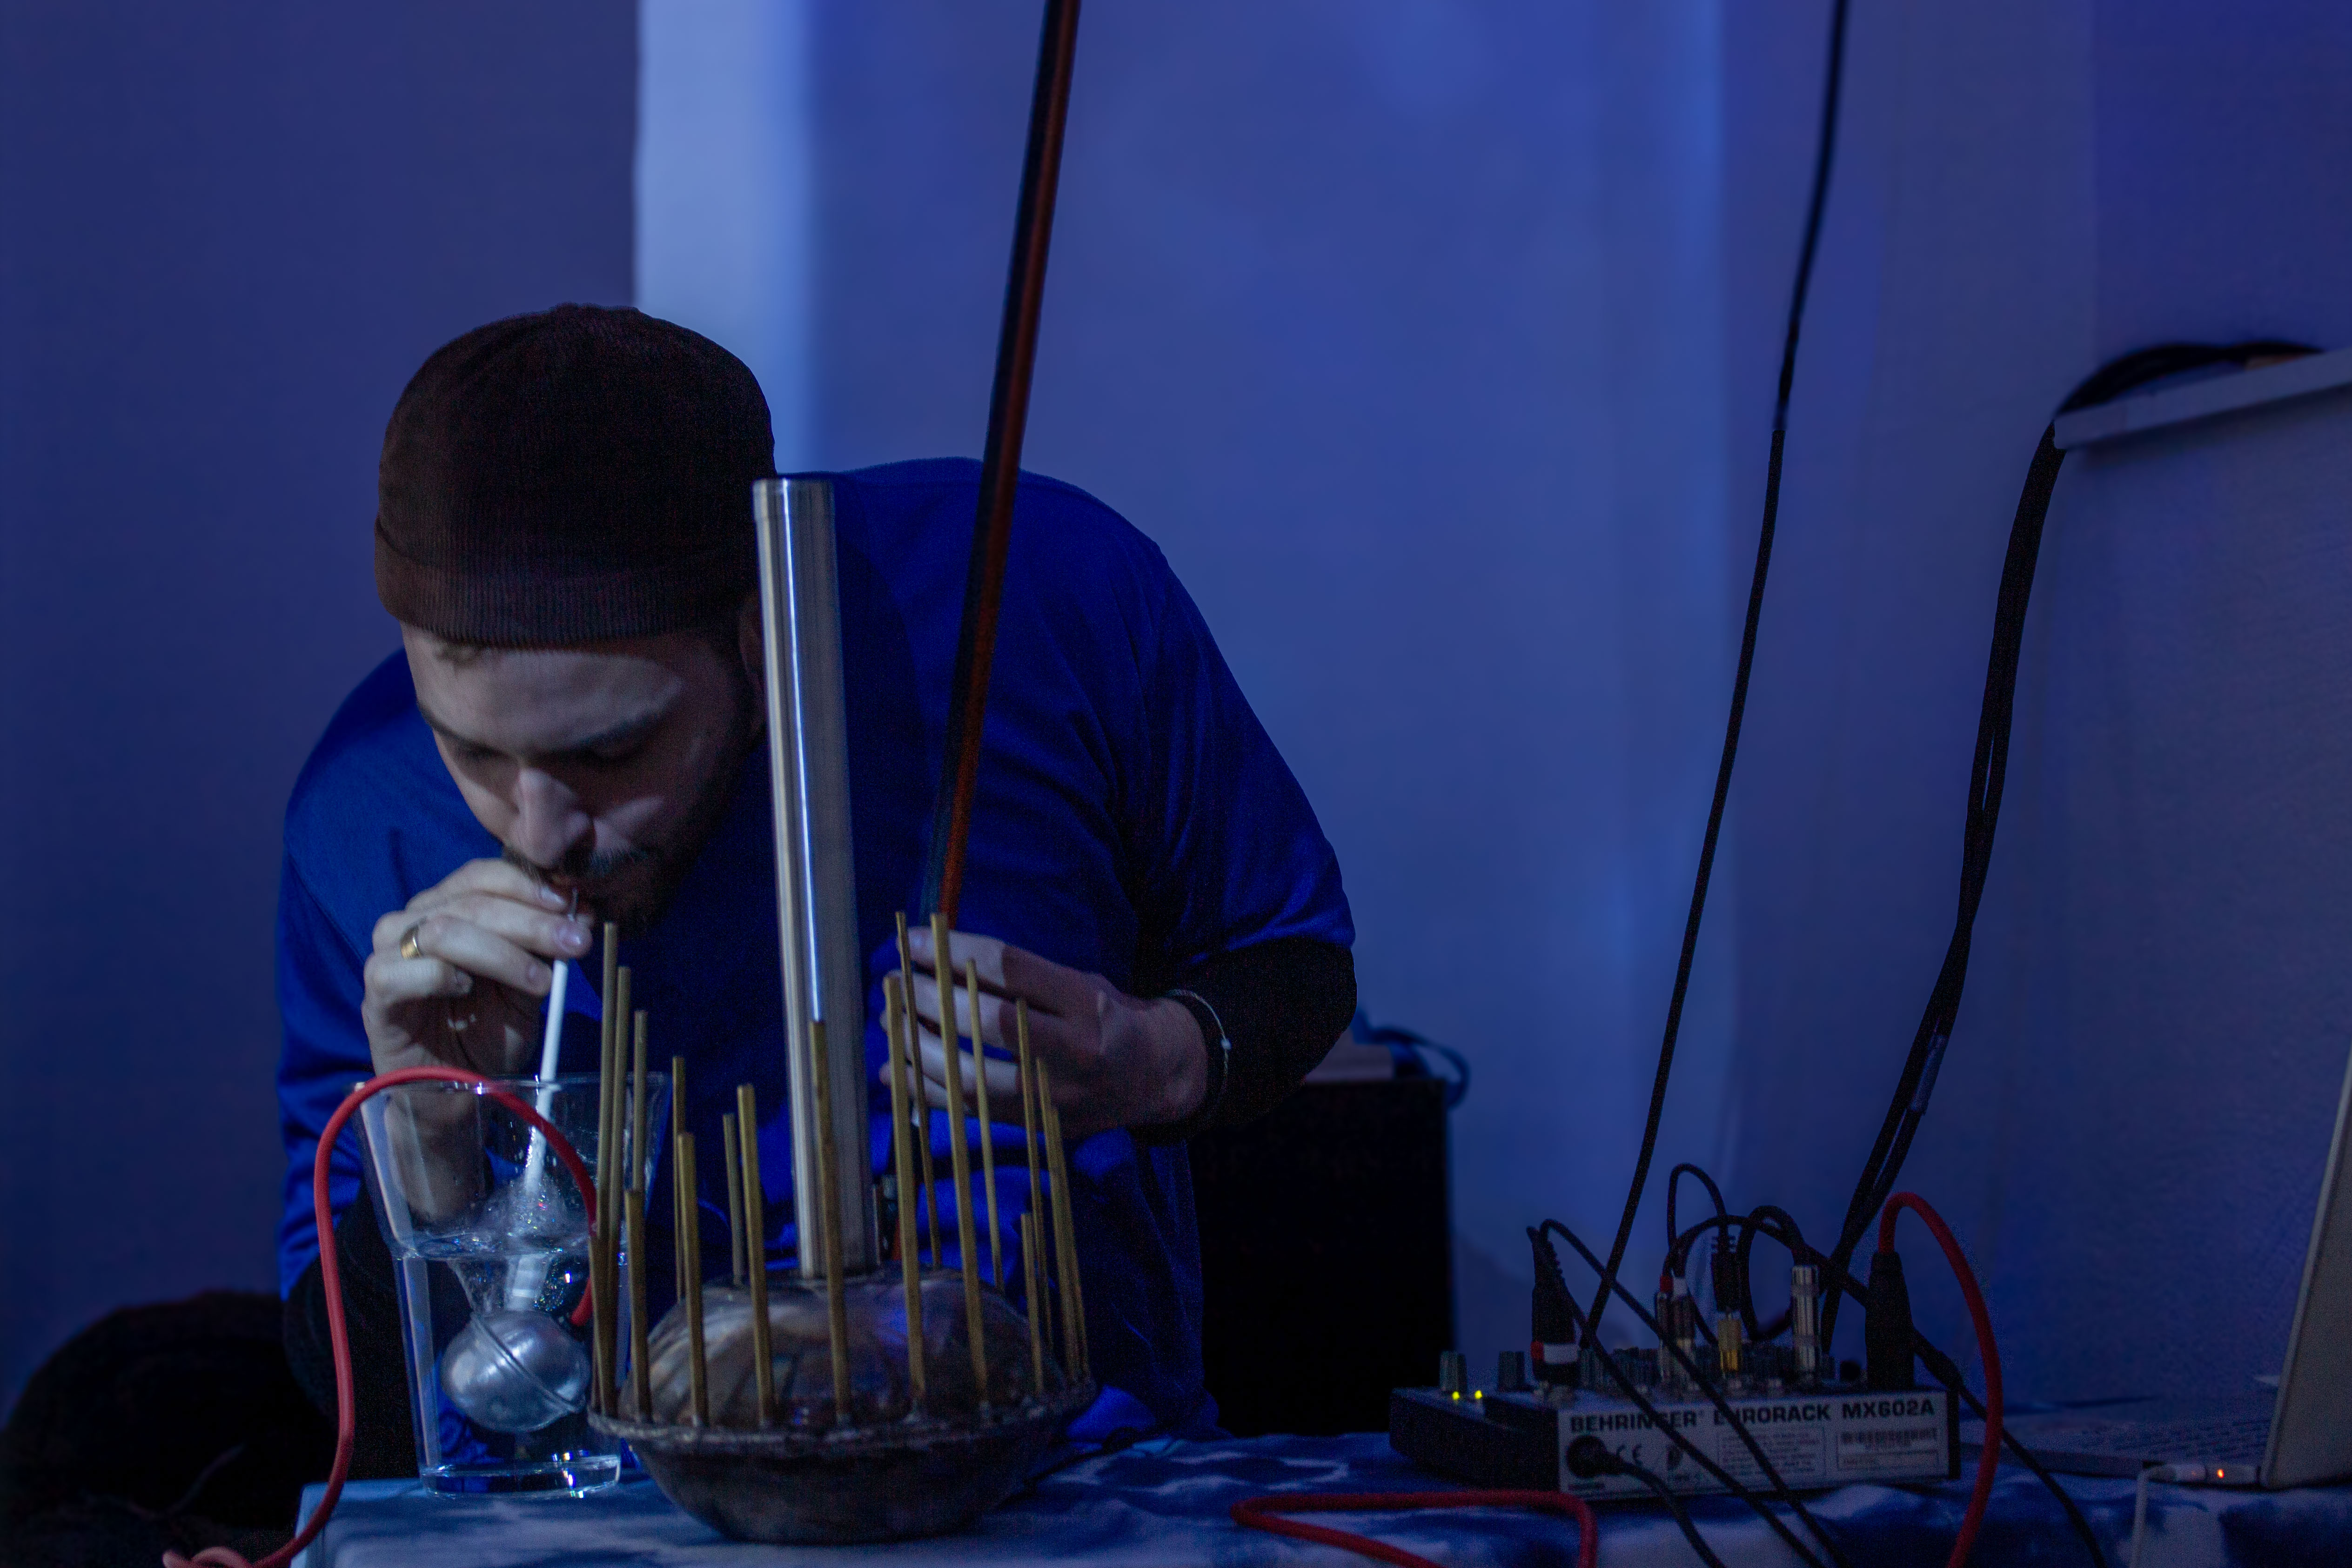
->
xmin=754 ymin=476 xmax=878 ymax=1276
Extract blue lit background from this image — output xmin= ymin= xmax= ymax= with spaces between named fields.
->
xmin=7 ymin=0 xmax=2352 ymax=1413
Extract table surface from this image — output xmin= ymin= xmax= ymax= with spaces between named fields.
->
xmin=295 ymin=1432 xmax=2352 ymax=1567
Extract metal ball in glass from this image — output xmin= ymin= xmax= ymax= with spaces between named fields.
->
xmin=439 ymin=1308 xmax=592 ymax=1433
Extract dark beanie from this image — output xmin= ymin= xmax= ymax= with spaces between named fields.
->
xmin=375 ymin=304 xmax=776 ymax=646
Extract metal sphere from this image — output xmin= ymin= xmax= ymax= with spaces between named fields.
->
xmin=439 ymin=1308 xmax=592 ymax=1433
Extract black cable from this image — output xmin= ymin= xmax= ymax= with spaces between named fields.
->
xmin=1736 ymin=1204 xmax=1807 ymax=1342
xmin=1665 ymin=1163 xmax=1730 ymax=1265
xmin=1621 ymin=1461 xmax=1735 ymax=1568
xmin=1878 ymin=1304 xmax=2103 ymax=1565
xmin=1352 ymin=1010 xmax=1471 ymax=1109
xmin=1568 ymin=1435 xmax=1732 ymax=1568
xmin=1815 ymin=1262 xmax=2105 ymax=1567
xmin=1663 ymin=1207 xmax=1806 ymax=1345
xmin=1534 ymin=1229 xmax=1830 ymax=1568
xmin=1541 ymin=1223 xmax=1851 ymax=1568
xmin=1668 ymin=1208 xmax=1805 ymax=1281
xmin=1812 ymin=336 xmax=2320 ymax=1353
xmin=1652 ymin=1210 xmax=2103 ymax=1565
xmin=1589 ymin=0 xmax=1853 ymax=1346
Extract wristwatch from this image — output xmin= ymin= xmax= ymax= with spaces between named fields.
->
xmin=1142 ymin=987 xmax=1231 ymax=1143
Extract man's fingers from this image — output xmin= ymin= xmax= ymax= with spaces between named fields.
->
xmin=905 ymin=928 xmax=1100 ymax=1019
xmin=364 ymin=951 xmax=476 ymax=1007
xmin=904 ymin=963 xmax=1093 ymax=1062
xmin=904 ymin=926 xmax=1007 ymax=984
xmin=905 ymin=968 xmax=1011 ymax=1051
xmin=373 ymin=891 xmax=585 ymax=958
xmin=424 ymin=893 xmax=594 ymax=963
xmin=375 ymin=860 xmax=573 ymax=950
xmin=427 ymin=857 xmax=571 ymax=909
xmin=392 ymin=913 xmax=557 ymax=997
xmin=993 ymin=942 xmax=1106 ymax=1019
xmin=909 ymin=1027 xmax=1030 ymax=1117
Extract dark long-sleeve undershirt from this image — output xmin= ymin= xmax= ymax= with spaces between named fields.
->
xmin=1135 ymin=935 xmax=1356 ymax=1140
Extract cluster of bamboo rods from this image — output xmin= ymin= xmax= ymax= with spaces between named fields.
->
xmin=882 ymin=914 xmax=1090 ymax=1405
xmin=588 ymin=911 xmax=1091 ymax=1435
xmin=589 ymin=925 xmax=650 ymax=1421
xmin=578 ymin=928 xmax=682 ymax=1425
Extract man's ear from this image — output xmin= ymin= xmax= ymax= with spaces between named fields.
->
xmin=737 ymin=592 xmax=767 ymax=710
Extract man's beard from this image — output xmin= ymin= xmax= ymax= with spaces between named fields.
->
xmin=504 ymin=683 xmax=760 ymax=935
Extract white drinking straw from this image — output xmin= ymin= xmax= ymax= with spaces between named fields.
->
xmin=505 ymin=959 xmax=570 ymax=1309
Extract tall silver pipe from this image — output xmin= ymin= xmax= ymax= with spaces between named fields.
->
xmin=754 ymin=477 xmax=878 ymax=1276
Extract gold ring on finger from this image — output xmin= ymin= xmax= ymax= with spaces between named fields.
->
xmin=399 ymin=920 xmax=426 ymax=961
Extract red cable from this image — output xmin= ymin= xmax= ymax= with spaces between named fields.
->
xmin=161 ymin=1066 xmax=600 ymax=1568
xmin=1232 ymin=1490 xmax=1598 ymax=1568
xmin=1878 ymin=1192 xmax=2001 ymax=1568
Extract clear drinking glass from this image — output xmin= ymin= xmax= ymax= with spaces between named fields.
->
xmin=358 ymin=1072 xmax=669 ymax=1495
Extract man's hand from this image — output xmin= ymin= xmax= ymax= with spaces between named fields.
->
xmin=363 ymin=859 xmax=596 ymax=1079
xmin=892 ymin=928 xmax=1208 ymax=1143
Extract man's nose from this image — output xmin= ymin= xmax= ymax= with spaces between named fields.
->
xmin=510 ymin=768 xmax=591 ymax=873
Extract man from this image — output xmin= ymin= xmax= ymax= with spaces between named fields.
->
xmin=276 ymin=305 xmax=1354 ymax=1462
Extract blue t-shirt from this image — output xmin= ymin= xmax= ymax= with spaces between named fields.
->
xmin=274 ymin=459 xmax=1352 ymax=1435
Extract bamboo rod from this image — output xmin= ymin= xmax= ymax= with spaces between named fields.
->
xmin=625 ymin=1189 xmax=649 ymax=1417
xmin=597 ymin=926 xmax=616 ymax=1109
xmin=736 ymin=1083 xmax=775 ymax=1428
xmin=1020 ymin=1209 xmax=1047 ymax=1395
xmin=1038 ymin=1061 xmax=1087 ymax=1382
xmin=601 ymin=970 xmax=633 ymax=1408
xmin=598 ymin=933 xmax=623 ymax=1391
xmin=809 ymin=1022 xmax=854 ymax=1424
xmin=635 ymin=1025 xmax=654 ymax=1194
xmin=588 ymin=1097 xmax=610 ymax=1413
xmin=601 ymin=922 xmax=620 ymax=1075
xmin=1014 ymin=1002 xmax=1052 ymax=1367
xmin=933 ymin=916 xmax=991 ymax=1407
xmin=670 ymin=1053 xmax=688 ymax=1299
xmin=678 ymin=1132 xmax=709 ymax=1425
xmin=630 ymin=1019 xmax=650 ymax=1177
xmin=883 ymin=976 xmax=927 ymax=1408
xmin=966 ymin=958 xmax=1002 ymax=1285
xmin=591 ymin=966 xmax=623 ymax=1417
xmin=721 ymin=1112 xmax=747 ymax=1287
xmin=898 ymin=913 xmax=940 ymax=1266
xmin=612 ymin=967 xmax=632 ymax=1108
xmin=629 ymin=1020 xmax=650 ymax=1416
xmin=1016 ymin=1000 xmax=1045 ymax=1225
xmin=1053 ymin=1095 xmax=1089 ymax=1384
